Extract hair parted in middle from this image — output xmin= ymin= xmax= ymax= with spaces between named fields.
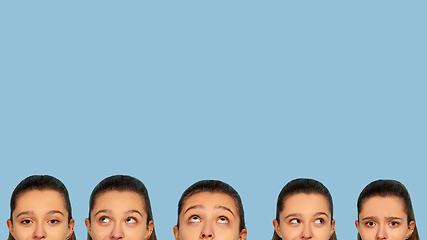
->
xmin=176 ymin=179 xmax=246 ymax=231
xmin=273 ymin=178 xmax=337 ymax=240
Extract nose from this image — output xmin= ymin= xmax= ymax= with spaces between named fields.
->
xmin=32 ymin=224 xmax=46 ymax=239
xmin=109 ymin=223 xmax=125 ymax=239
xmin=200 ymin=223 xmax=214 ymax=239
xmin=300 ymin=224 xmax=313 ymax=239
xmin=376 ymin=225 xmax=388 ymax=239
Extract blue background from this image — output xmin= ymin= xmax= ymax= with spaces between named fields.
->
xmin=0 ymin=1 xmax=425 ymax=240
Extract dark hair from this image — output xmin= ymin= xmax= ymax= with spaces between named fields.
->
xmin=177 ymin=180 xmax=246 ymax=231
xmin=8 ymin=175 xmax=76 ymax=240
xmin=88 ymin=175 xmax=157 ymax=240
xmin=273 ymin=178 xmax=337 ymax=240
xmin=357 ymin=179 xmax=419 ymax=240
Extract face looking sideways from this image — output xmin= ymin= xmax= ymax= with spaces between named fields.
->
xmin=7 ymin=190 xmax=75 ymax=240
xmin=356 ymin=196 xmax=415 ymax=240
xmin=273 ymin=193 xmax=335 ymax=240
xmin=173 ymin=192 xmax=247 ymax=240
xmin=85 ymin=190 xmax=154 ymax=240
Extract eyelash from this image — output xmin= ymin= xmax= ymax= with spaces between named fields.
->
xmin=21 ymin=219 xmax=32 ymax=225
xmin=187 ymin=215 xmax=230 ymax=224
xmin=48 ymin=219 xmax=60 ymax=224
xmin=189 ymin=215 xmax=201 ymax=223
xmin=217 ymin=215 xmax=229 ymax=224
xmin=314 ymin=218 xmax=325 ymax=225
xmin=126 ymin=217 xmax=137 ymax=223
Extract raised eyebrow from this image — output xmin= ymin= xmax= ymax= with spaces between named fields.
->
xmin=184 ymin=205 xmax=204 ymax=215
xmin=314 ymin=212 xmax=329 ymax=217
xmin=284 ymin=213 xmax=302 ymax=219
xmin=125 ymin=210 xmax=143 ymax=216
xmin=94 ymin=209 xmax=113 ymax=216
xmin=16 ymin=211 xmax=34 ymax=218
xmin=47 ymin=210 xmax=64 ymax=216
xmin=215 ymin=206 xmax=235 ymax=217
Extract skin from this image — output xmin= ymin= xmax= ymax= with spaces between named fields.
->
xmin=7 ymin=190 xmax=75 ymax=240
xmin=355 ymin=196 xmax=415 ymax=240
xmin=273 ymin=193 xmax=335 ymax=240
xmin=85 ymin=190 xmax=154 ymax=240
xmin=173 ymin=192 xmax=247 ymax=240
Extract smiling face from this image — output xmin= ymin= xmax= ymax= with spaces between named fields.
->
xmin=7 ymin=190 xmax=74 ymax=240
xmin=273 ymin=193 xmax=335 ymax=240
xmin=173 ymin=192 xmax=247 ymax=240
xmin=355 ymin=196 xmax=415 ymax=240
xmin=85 ymin=190 xmax=153 ymax=240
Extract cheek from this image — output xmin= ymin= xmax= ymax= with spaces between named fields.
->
xmin=11 ymin=225 xmax=34 ymax=240
xmin=280 ymin=225 xmax=300 ymax=240
xmin=179 ymin=225 xmax=201 ymax=239
xmin=90 ymin=224 xmax=112 ymax=240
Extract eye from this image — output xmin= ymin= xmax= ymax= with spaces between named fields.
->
xmin=289 ymin=219 xmax=300 ymax=224
xmin=314 ymin=218 xmax=324 ymax=225
xmin=217 ymin=216 xmax=229 ymax=224
xmin=389 ymin=221 xmax=399 ymax=227
xmin=48 ymin=219 xmax=59 ymax=224
xmin=21 ymin=219 xmax=32 ymax=225
xmin=189 ymin=215 xmax=201 ymax=223
xmin=99 ymin=217 xmax=111 ymax=223
xmin=126 ymin=217 xmax=137 ymax=223
xmin=365 ymin=221 xmax=376 ymax=227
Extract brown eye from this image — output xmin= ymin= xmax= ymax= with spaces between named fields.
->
xmin=99 ymin=217 xmax=111 ymax=223
xmin=365 ymin=221 xmax=375 ymax=227
xmin=21 ymin=220 xmax=32 ymax=224
xmin=314 ymin=218 xmax=324 ymax=225
xmin=217 ymin=216 xmax=229 ymax=224
xmin=189 ymin=215 xmax=201 ymax=223
xmin=126 ymin=217 xmax=137 ymax=223
xmin=389 ymin=221 xmax=399 ymax=227
xmin=290 ymin=219 xmax=300 ymax=224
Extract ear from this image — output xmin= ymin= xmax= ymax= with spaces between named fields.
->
xmin=7 ymin=219 xmax=14 ymax=237
xmin=273 ymin=219 xmax=282 ymax=238
xmin=85 ymin=218 xmax=92 ymax=236
xmin=330 ymin=219 xmax=336 ymax=238
xmin=355 ymin=220 xmax=360 ymax=232
xmin=144 ymin=220 xmax=154 ymax=240
xmin=405 ymin=221 xmax=415 ymax=239
xmin=173 ymin=225 xmax=179 ymax=240
xmin=66 ymin=219 xmax=75 ymax=239
xmin=238 ymin=228 xmax=247 ymax=240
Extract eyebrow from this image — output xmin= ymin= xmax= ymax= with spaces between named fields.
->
xmin=216 ymin=206 xmax=235 ymax=217
xmin=362 ymin=216 xmax=403 ymax=221
xmin=16 ymin=211 xmax=33 ymax=218
xmin=125 ymin=210 xmax=143 ymax=216
xmin=16 ymin=210 xmax=64 ymax=218
xmin=94 ymin=209 xmax=112 ymax=216
xmin=284 ymin=212 xmax=329 ymax=219
xmin=94 ymin=209 xmax=143 ymax=216
xmin=183 ymin=205 xmax=235 ymax=217
xmin=47 ymin=210 xmax=64 ymax=216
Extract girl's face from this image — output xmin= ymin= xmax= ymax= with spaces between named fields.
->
xmin=173 ymin=192 xmax=247 ymax=240
xmin=7 ymin=190 xmax=75 ymax=240
xmin=273 ymin=193 xmax=335 ymax=240
xmin=85 ymin=190 xmax=154 ymax=240
xmin=355 ymin=196 xmax=415 ymax=240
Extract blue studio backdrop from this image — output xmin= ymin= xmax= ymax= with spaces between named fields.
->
xmin=1 ymin=1 xmax=425 ymax=240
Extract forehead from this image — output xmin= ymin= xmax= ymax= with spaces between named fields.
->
xmin=93 ymin=190 xmax=145 ymax=211
xmin=182 ymin=192 xmax=238 ymax=214
xmin=282 ymin=193 xmax=330 ymax=215
xmin=359 ymin=196 xmax=406 ymax=217
xmin=14 ymin=190 xmax=67 ymax=215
